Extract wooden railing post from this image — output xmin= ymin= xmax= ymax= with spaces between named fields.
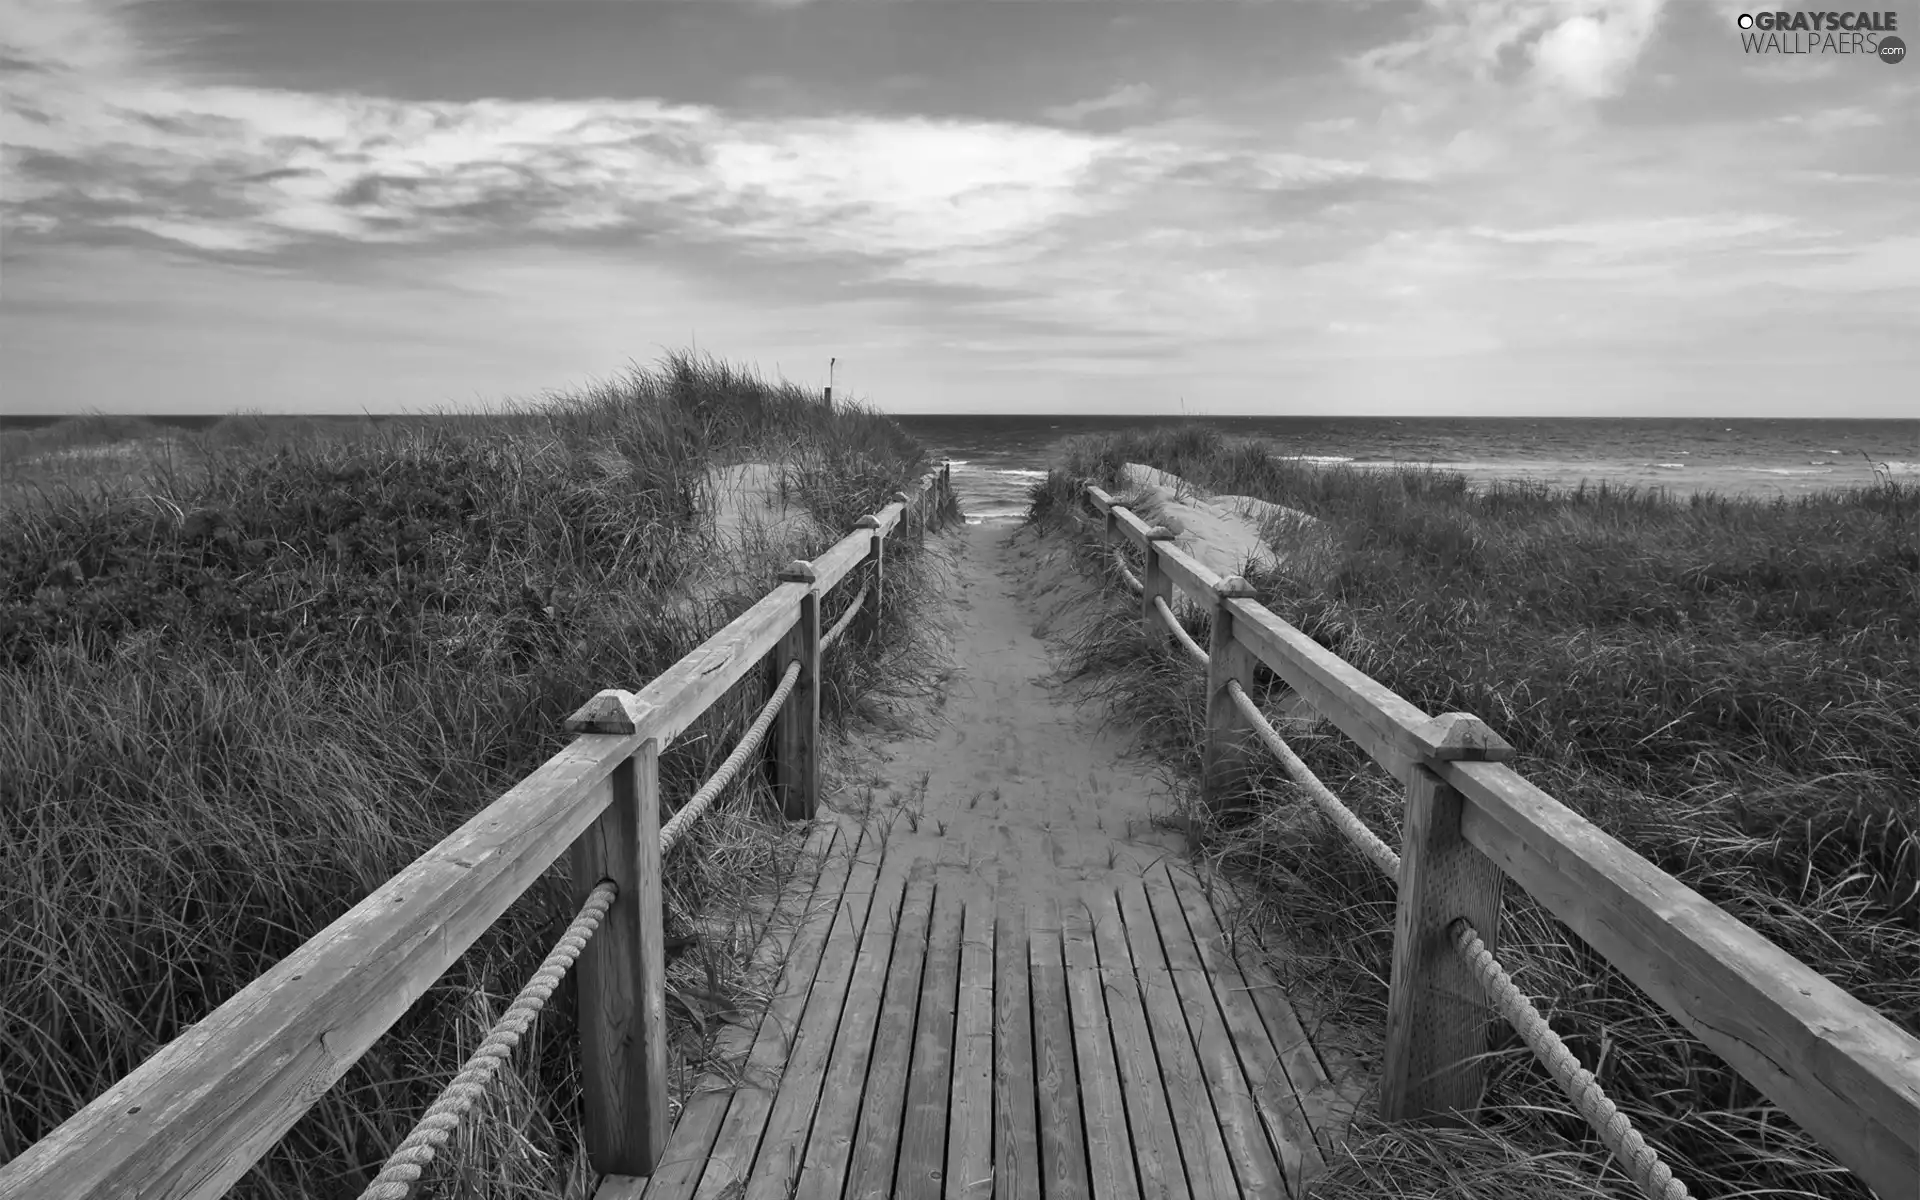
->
xmin=1141 ymin=525 xmax=1176 ymax=643
xmin=1380 ymin=714 xmax=1513 ymax=1123
xmin=572 ymin=739 xmax=668 ymax=1174
xmin=1202 ymin=576 xmax=1258 ymax=815
xmin=767 ymin=561 xmax=820 ymax=819
xmin=856 ymin=514 xmax=883 ymax=640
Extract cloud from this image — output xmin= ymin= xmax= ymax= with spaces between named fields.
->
xmin=1529 ymin=0 xmax=1664 ymax=99
xmin=1042 ymin=83 xmax=1156 ymax=124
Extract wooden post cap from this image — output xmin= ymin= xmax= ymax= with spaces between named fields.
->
xmin=777 ymin=560 xmax=818 ymax=584
xmin=566 ymin=689 xmax=649 ymax=735
xmin=855 ymin=515 xmax=881 ymax=529
xmin=1213 ymin=575 xmax=1258 ymax=600
xmin=893 ymin=491 xmax=913 ymax=504
xmin=1146 ymin=525 xmax=1177 ymax=540
xmin=1411 ymin=712 xmax=1515 ymax=762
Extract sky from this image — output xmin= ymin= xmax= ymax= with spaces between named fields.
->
xmin=2 ymin=0 xmax=1915 ymax=417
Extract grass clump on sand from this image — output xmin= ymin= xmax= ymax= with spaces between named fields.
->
xmin=0 ymin=352 xmax=947 ymax=1198
xmin=1027 ymin=423 xmax=1917 ymax=1200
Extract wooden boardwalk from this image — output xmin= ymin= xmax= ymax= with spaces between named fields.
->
xmin=603 ymin=815 xmax=1346 ymax=1200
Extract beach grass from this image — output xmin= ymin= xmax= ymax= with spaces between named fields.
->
xmin=0 ymin=352 xmax=945 ymax=1198
xmin=1027 ymin=423 xmax=1917 ymax=1200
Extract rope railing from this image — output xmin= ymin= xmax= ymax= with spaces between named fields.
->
xmin=356 ymin=880 xmax=619 ymax=1200
xmin=1104 ymin=514 xmax=1691 ymax=1200
xmin=1154 ymin=595 xmax=1209 ymax=667
xmin=821 ymin=584 xmax=868 ymax=651
xmin=359 ymin=657 xmax=805 ymax=1198
xmin=1114 ymin=549 xmax=1143 ymax=594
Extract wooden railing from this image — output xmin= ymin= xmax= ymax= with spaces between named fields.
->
xmin=1082 ymin=482 xmax=1920 ymax=1200
xmin=0 ymin=463 xmax=956 ymax=1200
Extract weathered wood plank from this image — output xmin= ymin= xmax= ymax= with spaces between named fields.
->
xmin=995 ymin=893 xmax=1043 ymax=1200
xmin=1030 ymin=897 xmax=1093 ymax=1200
xmin=1163 ymin=867 xmax=1329 ymax=1188
xmin=1152 ymin=539 xmax=1222 ymax=608
xmin=1202 ymin=577 xmax=1259 ymax=816
xmin=573 ymin=743 xmax=669 ymax=1175
xmin=1061 ymin=895 xmax=1142 ymax=1200
xmin=687 ymin=822 xmax=865 ymax=1200
xmin=566 ymin=582 xmax=807 ymax=737
xmin=740 ymin=818 xmax=888 ymax=1200
xmin=1115 ymin=883 xmax=1238 ymax=1200
xmin=1381 ymin=767 xmax=1504 ymax=1125
xmin=1140 ymin=872 xmax=1286 ymax=1197
xmin=0 ymin=729 xmax=646 ymax=1200
xmin=946 ymin=891 xmax=996 ymax=1200
xmin=810 ymin=526 xmax=873 ymax=596
xmin=767 ymin=565 xmax=820 ymax=820
xmin=1447 ymin=759 xmax=1920 ymax=1200
xmin=1085 ymin=887 xmax=1192 ymax=1200
xmin=600 ymin=819 xmax=842 ymax=1200
xmin=1110 ymin=504 xmax=1155 ymax=550
xmin=790 ymin=854 xmax=920 ymax=1200
xmin=840 ymin=865 xmax=937 ymax=1200
xmin=899 ymin=885 xmax=966 ymax=1200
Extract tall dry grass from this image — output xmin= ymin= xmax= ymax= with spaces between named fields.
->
xmin=1027 ymin=424 xmax=1917 ymax=1200
xmin=0 ymin=352 xmax=946 ymax=1198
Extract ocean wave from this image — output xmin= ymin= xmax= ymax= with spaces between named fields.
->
xmin=1275 ymin=454 xmax=1355 ymax=464
xmin=1648 ymin=463 xmax=1686 ymax=469
xmin=992 ymin=468 xmax=1050 ymax=479
xmin=1736 ymin=466 xmax=1833 ymax=476
xmin=1883 ymin=461 xmax=1920 ymax=475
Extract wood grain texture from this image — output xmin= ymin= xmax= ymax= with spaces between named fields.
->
xmin=767 ymin=586 xmax=820 ymax=820
xmin=740 ymin=819 xmax=888 ymax=1200
xmin=572 ymin=744 xmax=669 ymax=1175
xmin=565 ymin=581 xmax=808 ymax=737
xmin=1116 ymin=883 xmax=1239 ymax=1200
xmin=1029 ymin=898 xmax=1092 ymax=1200
xmin=1151 ymin=540 xmax=1222 ymax=608
xmin=1381 ymin=768 xmax=1504 ymax=1124
xmin=0 ymin=729 xmax=646 ymax=1200
xmin=1061 ymin=896 xmax=1141 ymax=1200
xmin=840 ymin=867 xmax=936 ymax=1200
xmin=946 ymin=891 xmax=996 ymax=1200
xmin=1085 ymin=887 xmax=1191 ymax=1200
xmin=1448 ymin=759 xmax=1920 ymax=1199
xmin=995 ymin=894 xmax=1043 ymax=1200
xmin=1201 ymin=579 xmax=1258 ymax=817
xmin=899 ymin=886 xmax=966 ymax=1200
xmin=1141 ymin=872 xmax=1285 ymax=1198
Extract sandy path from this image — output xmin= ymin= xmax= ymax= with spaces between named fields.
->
xmin=838 ymin=522 xmax=1188 ymax=896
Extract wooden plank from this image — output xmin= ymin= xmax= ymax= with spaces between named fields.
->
xmin=840 ymin=867 xmax=936 ymax=1200
xmin=566 ymin=582 xmax=807 ymax=737
xmin=1162 ymin=868 xmax=1329 ymax=1188
xmin=791 ymin=853 xmax=920 ymax=1200
xmin=604 ymin=819 xmax=843 ymax=1200
xmin=687 ymin=823 xmax=867 ymax=1200
xmin=995 ymin=893 xmax=1042 ymax=1200
xmin=1153 ymin=540 xmax=1223 ymax=608
xmin=1115 ymin=883 xmax=1238 ymax=1200
xmin=810 ymin=526 xmax=872 ymax=595
xmin=1030 ymin=897 xmax=1093 ymax=1200
xmin=1447 ymin=758 xmax=1920 ymax=1200
xmin=1380 ymin=767 xmax=1504 ymax=1124
xmin=1084 ymin=887 xmax=1191 ymax=1200
xmin=945 ymin=891 xmax=996 ymax=1200
xmin=873 ymin=500 xmax=908 ymax=537
xmin=1223 ymin=596 xmax=1437 ymax=784
xmin=0 ymin=727 xmax=645 ymax=1200
xmin=898 ymin=886 xmax=966 ymax=1200
xmin=1202 ymin=578 xmax=1259 ymax=817
xmin=1061 ymin=896 xmax=1142 ymax=1200
xmin=767 ymin=566 xmax=820 ymax=820
xmin=1111 ymin=504 xmax=1155 ymax=550
xmin=573 ymin=742 xmax=669 ymax=1175
xmin=1139 ymin=872 xmax=1286 ymax=1198
xmin=1086 ymin=484 xmax=1115 ymax=514
xmin=740 ymin=819 xmax=889 ymax=1200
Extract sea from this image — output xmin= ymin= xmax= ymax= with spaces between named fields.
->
xmin=893 ymin=416 xmax=1920 ymax=526
xmin=6 ymin=413 xmax=1913 ymax=529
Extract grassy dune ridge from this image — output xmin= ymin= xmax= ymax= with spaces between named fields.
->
xmin=0 ymin=354 xmax=949 ymax=1197
xmin=1028 ymin=424 xmax=1917 ymax=1200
